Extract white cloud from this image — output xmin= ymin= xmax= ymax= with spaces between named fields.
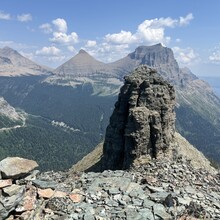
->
xmin=85 ymin=40 xmax=97 ymax=47
xmin=67 ymin=46 xmax=76 ymax=52
xmin=39 ymin=23 xmax=53 ymax=34
xmin=209 ymin=51 xmax=220 ymax=62
xmin=48 ymin=56 xmax=66 ymax=62
xmin=52 ymin=18 xmax=67 ymax=33
xmin=36 ymin=46 xmax=61 ymax=56
xmin=50 ymin=32 xmax=78 ymax=44
xmin=173 ymin=46 xmax=199 ymax=65
xmin=20 ymin=51 xmax=34 ymax=60
xmin=85 ymin=43 xmax=130 ymax=62
xmin=208 ymin=44 xmax=220 ymax=63
xmin=105 ymin=31 xmax=137 ymax=44
xmin=17 ymin=13 xmax=32 ymax=22
xmin=179 ymin=13 xmax=194 ymax=26
xmin=104 ymin=13 xmax=193 ymax=46
xmin=0 ymin=11 xmax=11 ymax=20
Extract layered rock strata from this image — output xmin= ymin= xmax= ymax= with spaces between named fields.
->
xmin=102 ymin=65 xmax=175 ymax=170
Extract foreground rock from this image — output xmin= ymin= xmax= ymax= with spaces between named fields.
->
xmin=101 ymin=65 xmax=176 ymax=170
xmin=0 ymin=156 xmax=219 ymax=219
xmin=0 ymin=157 xmax=38 ymax=179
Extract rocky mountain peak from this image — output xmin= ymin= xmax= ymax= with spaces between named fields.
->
xmin=128 ymin=44 xmax=176 ymax=67
xmin=0 ymin=46 xmax=18 ymax=55
xmin=0 ymin=47 xmax=51 ymax=76
xmin=55 ymin=49 xmax=107 ymax=76
xmin=101 ymin=65 xmax=176 ymax=170
xmin=78 ymin=49 xmax=88 ymax=54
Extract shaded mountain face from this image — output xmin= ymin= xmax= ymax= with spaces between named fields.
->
xmin=0 ymin=47 xmax=52 ymax=76
xmin=0 ymin=45 xmax=220 ymax=171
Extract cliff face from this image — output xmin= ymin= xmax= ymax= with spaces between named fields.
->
xmin=102 ymin=65 xmax=175 ymax=170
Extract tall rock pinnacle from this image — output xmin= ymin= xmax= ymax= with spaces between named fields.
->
xmin=102 ymin=65 xmax=176 ymax=170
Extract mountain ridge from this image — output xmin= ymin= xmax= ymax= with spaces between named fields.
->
xmin=0 ymin=47 xmax=52 ymax=77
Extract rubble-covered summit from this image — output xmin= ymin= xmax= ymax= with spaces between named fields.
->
xmin=0 ymin=156 xmax=219 ymax=219
xmin=101 ymin=65 xmax=176 ymax=170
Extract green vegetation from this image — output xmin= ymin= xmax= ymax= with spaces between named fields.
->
xmin=0 ymin=76 xmax=219 ymax=170
xmin=175 ymin=104 xmax=220 ymax=165
xmin=0 ymin=115 xmax=101 ymax=171
xmin=0 ymin=115 xmax=22 ymax=129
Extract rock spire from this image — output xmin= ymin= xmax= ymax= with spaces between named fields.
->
xmin=102 ymin=65 xmax=176 ymax=170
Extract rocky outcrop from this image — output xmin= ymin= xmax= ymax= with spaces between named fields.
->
xmin=101 ymin=65 xmax=175 ymax=170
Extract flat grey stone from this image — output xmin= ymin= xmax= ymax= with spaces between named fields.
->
xmin=149 ymin=192 xmax=170 ymax=202
xmin=153 ymin=203 xmax=172 ymax=220
xmin=108 ymin=188 xmax=120 ymax=195
xmin=3 ymin=184 xmax=23 ymax=196
xmin=143 ymin=198 xmax=155 ymax=208
xmin=138 ymin=208 xmax=154 ymax=220
xmin=185 ymin=186 xmax=197 ymax=194
xmin=32 ymin=179 xmax=58 ymax=189
xmin=146 ymin=185 xmax=164 ymax=193
xmin=177 ymin=197 xmax=191 ymax=205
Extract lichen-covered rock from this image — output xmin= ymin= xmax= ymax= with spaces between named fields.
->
xmin=102 ymin=65 xmax=175 ymax=170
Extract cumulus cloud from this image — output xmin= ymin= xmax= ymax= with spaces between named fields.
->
xmin=17 ymin=13 xmax=32 ymax=22
xmin=179 ymin=13 xmax=194 ymax=26
xmin=67 ymin=46 xmax=76 ymax=52
xmin=172 ymin=46 xmax=199 ymax=65
xmin=208 ymin=45 xmax=220 ymax=63
xmin=209 ymin=51 xmax=220 ymax=62
xmin=85 ymin=40 xmax=97 ymax=47
xmin=85 ymin=43 xmax=130 ymax=62
xmin=105 ymin=31 xmax=137 ymax=44
xmin=104 ymin=13 xmax=193 ymax=46
xmin=36 ymin=46 xmax=61 ymax=56
xmin=50 ymin=32 xmax=79 ymax=44
xmin=39 ymin=18 xmax=79 ymax=46
xmin=39 ymin=23 xmax=53 ymax=34
xmin=52 ymin=18 xmax=67 ymax=33
xmin=0 ymin=11 xmax=11 ymax=20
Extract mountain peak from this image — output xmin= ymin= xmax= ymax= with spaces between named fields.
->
xmin=78 ymin=49 xmax=88 ymax=54
xmin=0 ymin=47 xmax=51 ymax=76
xmin=55 ymin=49 xmax=107 ymax=76
xmin=0 ymin=46 xmax=20 ymax=57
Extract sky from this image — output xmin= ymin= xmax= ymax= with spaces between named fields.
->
xmin=0 ymin=0 xmax=220 ymax=77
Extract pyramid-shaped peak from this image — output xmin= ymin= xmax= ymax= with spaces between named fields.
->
xmin=0 ymin=46 xmax=20 ymax=56
xmin=55 ymin=48 xmax=107 ymax=76
xmin=78 ymin=49 xmax=88 ymax=54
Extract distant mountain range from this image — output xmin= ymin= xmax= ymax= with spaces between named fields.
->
xmin=0 ymin=44 xmax=219 ymax=170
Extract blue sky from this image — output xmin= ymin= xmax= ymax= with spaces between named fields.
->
xmin=0 ymin=0 xmax=220 ymax=76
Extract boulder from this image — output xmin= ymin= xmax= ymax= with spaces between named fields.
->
xmin=0 ymin=157 xmax=38 ymax=179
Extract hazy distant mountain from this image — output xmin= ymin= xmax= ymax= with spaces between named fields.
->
xmin=0 ymin=47 xmax=52 ymax=76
